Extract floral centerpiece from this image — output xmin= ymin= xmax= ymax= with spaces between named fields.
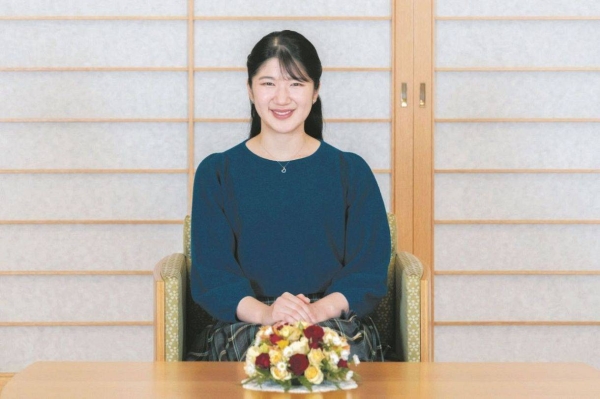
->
xmin=242 ymin=321 xmax=360 ymax=392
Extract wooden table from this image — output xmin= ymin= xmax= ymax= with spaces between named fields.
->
xmin=2 ymin=362 xmax=600 ymax=398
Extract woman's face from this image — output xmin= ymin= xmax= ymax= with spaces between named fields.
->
xmin=247 ymin=57 xmax=319 ymax=137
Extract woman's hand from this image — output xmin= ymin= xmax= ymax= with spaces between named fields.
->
xmin=305 ymin=292 xmax=350 ymax=324
xmin=267 ymin=292 xmax=316 ymax=324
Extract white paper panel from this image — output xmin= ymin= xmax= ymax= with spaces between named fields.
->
xmin=435 ymin=326 xmax=600 ymax=369
xmin=435 ymin=174 xmax=600 ymax=220
xmin=436 ymin=0 xmax=600 ymax=17
xmin=0 ymin=0 xmax=186 ymax=16
xmin=435 ymin=224 xmax=600 ymax=271
xmin=196 ymin=1 xmax=391 ymax=17
xmin=435 ymin=275 xmax=600 ymax=321
xmin=436 ymin=21 xmax=600 ymax=68
xmin=0 ymin=72 xmax=187 ymax=119
xmin=0 ymin=224 xmax=181 ymax=271
xmin=0 ymin=326 xmax=153 ymax=372
xmin=435 ymin=123 xmax=600 ymax=169
xmin=194 ymin=123 xmax=250 ymax=167
xmin=195 ymin=21 xmax=390 ymax=68
xmin=195 ymin=71 xmax=391 ymax=119
xmin=435 ymin=72 xmax=600 ymax=118
xmin=0 ymin=21 xmax=186 ymax=68
xmin=0 ymin=174 xmax=187 ymax=220
xmin=0 ymin=123 xmax=187 ymax=169
xmin=0 ymin=275 xmax=153 ymax=321
xmin=375 ymin=174 xmax=391 ymax=212
xmin=324 ymin=123 xmax=391 ymax=170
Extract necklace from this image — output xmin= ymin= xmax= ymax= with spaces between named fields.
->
xmin=259 ymin=137 xmax=306 ymax=173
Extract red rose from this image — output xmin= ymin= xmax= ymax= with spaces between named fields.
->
xmin=255 ymin=353 xmax=270 ymax=369
xmin=304 ymin=325 xmax=324 ymax=342
xmin=269 ymin=333 xmax=282 ymax=344
xmin=337 ymin=359 xmax=348 ymax=368
xmin=309 ymin=341 xmax=320 ymax=349
xmin=289 ymin=354 xmax=309 ymax=376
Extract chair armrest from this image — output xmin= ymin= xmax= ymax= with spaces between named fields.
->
xmin=154 ymin=253 xmax=187 ymax=361
xmin=395 ymin=251 xmax=424 ymax=362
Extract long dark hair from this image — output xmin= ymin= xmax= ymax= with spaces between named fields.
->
xmin=246 ymin=30 xmax=323 ymax=140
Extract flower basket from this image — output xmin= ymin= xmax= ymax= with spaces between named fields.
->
xmin=242 ymin=321 xmax=360 ymax=392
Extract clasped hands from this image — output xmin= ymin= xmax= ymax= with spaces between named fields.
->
xmin=237 ymin=292 xmax=349 ymax=326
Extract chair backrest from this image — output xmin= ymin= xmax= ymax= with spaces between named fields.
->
xmin=182 ymin=213 xmax=398 ymax=357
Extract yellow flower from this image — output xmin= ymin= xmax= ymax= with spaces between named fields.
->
xmin=308 ymin=348 xmax=325 ymax=366
xmin=269 ymin=348 xmax=283 ymax=364
xmin=304 ymin=365 xmax=324 ymax=385
xmin=279 ymin=325 xmax=301 ymax=341
xmin=277 ymin=339 xmax=289 ymax=350
xmin=271 ymin=362 xmax=291 ymax=381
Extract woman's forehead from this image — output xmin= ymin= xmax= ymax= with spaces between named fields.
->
xmin=255 ymin=58 xmax=311 ymax=82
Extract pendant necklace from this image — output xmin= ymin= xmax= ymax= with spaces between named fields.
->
xmin=259 ymin=138 xmax=306 ymax=173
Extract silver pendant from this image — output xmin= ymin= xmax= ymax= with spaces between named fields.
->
xmin=281 ymin=167 xmax=287 ymax=173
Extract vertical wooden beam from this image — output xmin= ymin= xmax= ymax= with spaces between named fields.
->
xmin=187 ymin=0 xmax=196 ymax=213
xmin=393 ymin=0 xmax=415 ymax=254
xmin=413 ymin=0 xmax=434 ymax=360
xmin=154 ymin=278 xmax=166 ymax=361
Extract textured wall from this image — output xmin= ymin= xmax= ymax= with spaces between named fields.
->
xmin=434 ymin=1 xmax=600 ymax=369
xmin=0 ymin=1 xmax=392 ymax=372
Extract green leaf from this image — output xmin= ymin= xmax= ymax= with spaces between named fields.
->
xmin=297 ymin=376 xmax=313 ymax=392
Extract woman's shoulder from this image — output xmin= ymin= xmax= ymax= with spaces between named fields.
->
xmin=323 ymin=141 xmax=371 ymax=174
xmin=196 ymin=140 xmax=248 ymax=173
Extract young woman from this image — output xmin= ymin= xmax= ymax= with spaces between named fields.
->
xmin=186 ymin=30 xmax=391 ymax=362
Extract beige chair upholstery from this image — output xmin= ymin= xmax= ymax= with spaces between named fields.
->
xmin=154 ymin=213 xmax=428 ymax=362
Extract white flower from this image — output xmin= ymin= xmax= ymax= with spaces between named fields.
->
xmin=244 ymin=362 xmax=256 ymax=377
xmin=352 ymin=354 xmax=361 ymax=365
xmin=345 ymin=370 xmax=354 ymax=381
xmin=332 ymin=335 xmax=342 ymax=346
xmin=340 ymin=349 xmax=350 ymax=361
xmin=329 ymin=352 xmax=340 ymax=367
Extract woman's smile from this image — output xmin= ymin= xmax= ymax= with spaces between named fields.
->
xmin=271 ymin=109 xmax=294 ymax=119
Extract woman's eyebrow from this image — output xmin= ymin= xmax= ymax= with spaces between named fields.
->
xmin=258 ymin=76 xmax=275 ymax=80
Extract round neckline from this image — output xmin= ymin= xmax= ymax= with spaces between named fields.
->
xmin=243 ymin=138 xmax=323 ymax=163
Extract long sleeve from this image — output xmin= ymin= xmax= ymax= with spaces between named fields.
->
xmin=325 ymin=153 xmax=391 ymax=317
xmin=190 ymin=153 xmax=254 ymax=323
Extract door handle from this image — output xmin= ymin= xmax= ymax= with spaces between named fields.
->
xmin=419 ymin=83 xmax=426 ymax=108
xmin=401 ymin=83 xmax=408 ymax=108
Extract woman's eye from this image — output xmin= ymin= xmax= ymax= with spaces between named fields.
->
xmin=291 ymin=83 xmax=303 ymax=87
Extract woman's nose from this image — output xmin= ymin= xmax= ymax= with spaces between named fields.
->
xmin=274 ymin=85 xmax=290 ymax=104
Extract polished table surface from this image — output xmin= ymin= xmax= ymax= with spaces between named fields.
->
xmin=2 ymin=361 xmax=600 ymax=398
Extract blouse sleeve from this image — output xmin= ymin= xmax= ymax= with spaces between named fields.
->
xmin=325 ymin=153 xmax=391 ymax=317
xmin=189 ymin=153 xmax=254 ymax=323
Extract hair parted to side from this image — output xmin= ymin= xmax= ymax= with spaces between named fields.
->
xmin=246 ymin=30 xmax=323 ymax=140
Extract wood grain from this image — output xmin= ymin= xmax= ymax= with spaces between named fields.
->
xmin=3 ymin=362 xmax=600 ymax=398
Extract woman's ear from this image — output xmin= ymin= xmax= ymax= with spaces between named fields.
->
xmin=247 ymin=82 xmax=254 ymax=104
xmin=313 ymin=83 xmax=320 ymax=103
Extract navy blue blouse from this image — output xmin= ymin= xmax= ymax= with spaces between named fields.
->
xmin=190 ymin=138 xmax=391 ymax=323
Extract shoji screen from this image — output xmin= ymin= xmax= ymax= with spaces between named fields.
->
xmin=0 ymin=0 xmax=393 ymax=374
xmin=433 ymin=1 xmax=600 ymax=367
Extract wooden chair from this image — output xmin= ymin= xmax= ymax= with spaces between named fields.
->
xmin=154 ymin=213 xmax=430 ymax=361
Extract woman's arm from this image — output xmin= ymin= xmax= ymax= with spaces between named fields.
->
xmin=308 ymin=292 xmax=350 ymax=323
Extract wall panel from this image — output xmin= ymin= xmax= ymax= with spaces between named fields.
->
xmin=436 ymin=72 xmax=600 ymax=119
xmin=0 ymin=1 xmax=186 ymax=16
xmin=435 ymin=123 xmax=600 ymax=169
xmin=0 ymin=72 xmax=187 ymax=119
xmin=435 ymin=326 xmax=600 ymax=369
xmin=436 ymin=1 xmax=600 ymax=17
xmin=195 ymin=1 xmax=391 ymax=17
xmin=0 ymin=224 xmax=182 ymax=272
xmin=435 ymin=224 xmax=600 ymax=272
xmin=435 ymin=275 xmax=600 ymax=321
xmin=0 ymin=174 xmax=187 ymax=220
xmin=0 ymin=275 xmax=153 ymax=322
xmin=0 ymin=123 xmax=187 ymax=169
xmin=0 ymin=326 xmax=153 ymax=372
xmin=0 ymin=21 xmax=187 ymax=68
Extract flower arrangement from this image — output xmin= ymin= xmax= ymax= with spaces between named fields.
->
xmin=242 ymin=321 xmax=360 ymax=392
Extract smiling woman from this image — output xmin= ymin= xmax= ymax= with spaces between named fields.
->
xmin=186 ymin=30 xmax=391 ymax=364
